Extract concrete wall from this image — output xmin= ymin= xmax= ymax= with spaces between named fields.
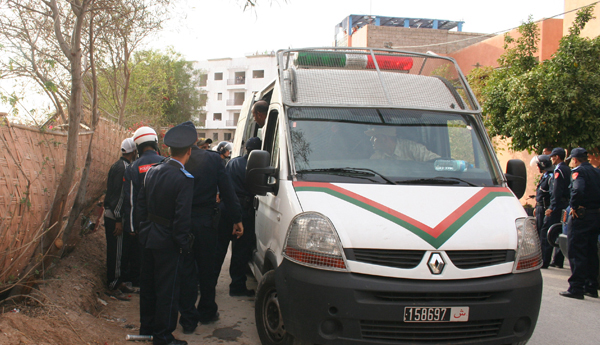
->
xmin=449 ymin=18 xmax=563 ymax=75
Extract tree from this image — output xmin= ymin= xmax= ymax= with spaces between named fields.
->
xmin=481 ymin=6 xmax=600 ymax=153
xmin=108 ymin=48 xmax=204 ymax=128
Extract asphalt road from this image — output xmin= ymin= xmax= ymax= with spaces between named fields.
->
xmin=528 ymin=265 xmax=600 ymax=345
xmin=182 ymin=250 xmax=599 ymax=345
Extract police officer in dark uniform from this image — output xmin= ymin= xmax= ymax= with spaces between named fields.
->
xmin=215 ymin=137 xmax=262 ymax=297
xmin=560 ymin=148 xmax=600 ymax=299
xmin=137 ymin=122 xmax=197 ymax=345
xmin=543 ymin=147 xmax=570 ymax=268
xmin=180 ymin=124 xmax=243 ymax=328
xmin=531 ymin=154 xmax=553 ymax=253
xmin=123 ymin=127 xmax=164 ymax=286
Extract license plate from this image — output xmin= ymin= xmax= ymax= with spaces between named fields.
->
xmin=404 ymin=307 xmax=469 ymax=322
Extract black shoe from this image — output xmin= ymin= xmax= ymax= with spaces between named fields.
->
xmin=559 ymin=291 xmax=584 ymax=299
xmin=540 ymin=266 xmax=549 ymax=269
xmin=166 ymin=340 xmax=188 ymax=345
xmin=229 ymin=288 xmax=255 ymax=297
xmin=549 ymin=262 xmax=564 ymax=269
xmin=182 ymin=324 xmax=197 ymax=334
xmin=584 ymin=290 xmax=599 ymax=298
xmin=199 ymin=312 xmax=220 ymax=325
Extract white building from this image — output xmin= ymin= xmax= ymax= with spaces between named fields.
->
xmin=194 ymin=52 xmax=278 ymax=143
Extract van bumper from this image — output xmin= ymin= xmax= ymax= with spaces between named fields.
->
xmin=275 ymin=259 xmax=542 ymax=345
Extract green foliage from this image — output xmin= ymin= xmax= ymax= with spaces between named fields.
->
xmin=99 ymin=47 xmax=204 ymax=128
xmin=481 ymin=6 xmax=600 ymax=153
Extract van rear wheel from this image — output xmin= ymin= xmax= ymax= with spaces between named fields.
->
xmin=255 ymin=270 xmax=310 ymax=345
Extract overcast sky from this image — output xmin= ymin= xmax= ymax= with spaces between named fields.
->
xmin=151 ymin=0 xmax=567 ymax=61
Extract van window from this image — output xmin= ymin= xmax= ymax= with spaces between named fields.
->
xmin=288 ymin=107 xmax=500 ymax=186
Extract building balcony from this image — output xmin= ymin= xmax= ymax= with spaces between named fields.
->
xmin=226 ymin=99 xmax=245 ymax=106
xmin=226 ymin=119 xmax=238 ymax=127
xmin=227 ymin=77 xmax=246 ymax=85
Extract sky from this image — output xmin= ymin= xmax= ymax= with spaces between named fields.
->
xmin=151 ymin=0 xmax=567 ymax=61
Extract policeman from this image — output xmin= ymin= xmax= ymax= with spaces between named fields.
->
xmin=122 ymin=127 xmax=164 ymax=286
xmin=215 ymin=141 xmax=233 ymax=164
xmin=181 ymin=123 xmax=243 ymax=327
xmin=215 ymin=137 xmax=262 ymax=297
xmin=104 ymin=138 xmax=137 ymax=300
xmin=197 ymin=138 xmax=213 ymax=150
xmin=137 ymin=122 xmax=197 ymax=345
xmin=543 ymin=147 xmax=570 ymax=268
xmin=531 ymin=155 xmax=553 ymax=254
xmin=560 ymin=148 xmax=600 ymax=299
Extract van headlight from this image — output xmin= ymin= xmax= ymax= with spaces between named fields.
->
xmin=283 ymin=212 xmax=348 ymax=271
xmin=513 ymin=217 xmax=543 ymax=273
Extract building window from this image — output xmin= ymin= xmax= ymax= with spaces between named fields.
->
xmin=214 ymin=72 xmax=223 ymax=80
xmin=199 ymin=74 xmax=207 ymax=86
xmin=213 ymin=133 xmax=219 ymax=141
xmin=198 ymin=132 xmax=206 ymax=138
xmin=213 ymin=113 xmax=222 ymax=121
xmin=253 ymin=70 xmax=264 ymax=78
xmin=217 ymin=92 xmax=222 ymax=100
xmin=224 ymin=133 xmax=232 ymax=141
xmin=234 ymin=71 xmax=246 ymax=84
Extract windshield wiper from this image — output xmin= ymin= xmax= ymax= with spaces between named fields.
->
xmin=396 ymin=176 xmax=478 ymax=187
xmin=296 ymin=167 xmax=395 ymax=185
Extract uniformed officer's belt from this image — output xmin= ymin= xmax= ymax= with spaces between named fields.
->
xmin=148 ymin=213 xmax=171 ymax=227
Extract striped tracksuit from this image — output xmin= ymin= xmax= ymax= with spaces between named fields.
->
xmin=104 ymin=156 xmax=131 ymax=289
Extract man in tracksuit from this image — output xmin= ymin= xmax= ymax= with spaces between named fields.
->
xmin=104 ymin=138 xmax=137 ymax=299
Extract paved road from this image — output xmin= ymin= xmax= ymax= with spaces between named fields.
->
xmin=529 ymin=265 xmax=600 ymax=345
xmin=182 ymin=250 xmax=599 ymax=345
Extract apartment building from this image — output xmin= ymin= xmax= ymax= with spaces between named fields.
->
xmin=194 ymin=52 xmax=278 ymax=143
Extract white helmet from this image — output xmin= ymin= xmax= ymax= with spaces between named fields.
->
xmin=133 ymin=126 xmax=158 ymax=146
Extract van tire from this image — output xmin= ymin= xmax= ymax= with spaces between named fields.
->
xmin=255 ymin=270 xmax=309 ymax=345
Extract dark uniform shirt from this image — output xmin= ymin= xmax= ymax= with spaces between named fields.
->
xmin=570 ymin=162 xmax=600 ymax=210
xmin=137 ymin=158 xmax=194 ymax=251
xmin=123 ymin=150 xmax=164 ymax=233
xmin=549 ymin=161 xmax=571 ymax=211
xmin=535 ymin=171 xmax=551 ymax=209
xmin=104 ymin=156 xmax=130 ymax=220
xmin=184 ymin=146 xmax=242 ymax=223
xmin=226 ymin=154 xmax=254 ymax=209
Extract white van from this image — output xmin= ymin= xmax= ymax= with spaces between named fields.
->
xmin=232 ymin=48 xmax=542 ymax=345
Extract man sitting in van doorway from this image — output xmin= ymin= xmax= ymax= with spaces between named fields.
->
xmin=252 ymin=100 xmax=268 ymax=128
xmin=365 ymin=126 xmax=440 ymax=162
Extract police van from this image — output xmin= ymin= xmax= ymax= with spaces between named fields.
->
xmin=232 ymin=48 xmax=542 ymax=345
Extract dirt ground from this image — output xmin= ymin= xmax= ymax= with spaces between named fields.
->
xmin=0 ymin=224 xmax=260 ymax=345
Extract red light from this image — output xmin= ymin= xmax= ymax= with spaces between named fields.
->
xmin=285 ymin=246 xmax=346 ymax=269
xmin=367 ymin=55 xmax=413 ymax=71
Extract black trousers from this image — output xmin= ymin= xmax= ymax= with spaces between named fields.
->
xmin=181 ymin=211 xmax=219 ymax=322
xmin=139 ymin=247 xmax=186 ymax=345
xmin=541 ymin=210 xmax=561 ymax=267
xmin=567 ymin=213 xmax=600 ymax=294
xmin=104 ymin=217 xmax=130 ymax=290
xmin=215 ymin=208 xmax=256 ymax=292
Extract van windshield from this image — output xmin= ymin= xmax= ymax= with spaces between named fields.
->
xmin=287 ymin=107 xmax=501 ymax=186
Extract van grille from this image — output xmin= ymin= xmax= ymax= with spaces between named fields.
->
xmin=346 ymin=249 xmax=514 ymax=270
xmin=360 ymin=319 xmax=502 ymax=343
xmin=370 ymin=291 xmax=494 ymax=302
xmin=348 ymin=249 xmax=425 ymax=269
xmin=446 ymin=250 xmax=515 ymax=269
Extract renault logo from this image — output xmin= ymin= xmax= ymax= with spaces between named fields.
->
xmin=428 ymin=253 xmax=445 ymax=275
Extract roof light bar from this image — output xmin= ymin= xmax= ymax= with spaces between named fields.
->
xmin=295 ymin=52 xmax=413 ymax=71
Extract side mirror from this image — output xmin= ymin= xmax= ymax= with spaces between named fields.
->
xmin=246 ymin=150 xmax=278 ymax=196
xmin=505 ymin=159 xmax=527 ymax=199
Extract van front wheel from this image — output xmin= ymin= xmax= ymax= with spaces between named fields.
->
xmin=255 ymin=270 xmax=310 ymax=345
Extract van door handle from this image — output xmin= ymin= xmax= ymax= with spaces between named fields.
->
xmin=253 ymin=196 xmax=259 ymax=210
xmin=277 ymin=215 xmax=281 ymax=222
